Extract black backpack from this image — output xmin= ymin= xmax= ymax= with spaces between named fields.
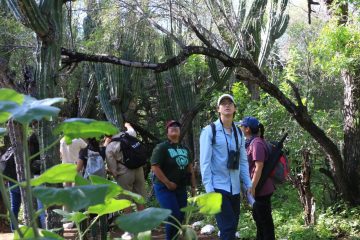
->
xmin=255 ymin=133 xmax=289 ymax=193
xmin=111 ymin=133 xmax=148 ymax=169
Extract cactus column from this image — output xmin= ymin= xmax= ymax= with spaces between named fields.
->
xmin=6 ymin=0 xmax=65 ymax=229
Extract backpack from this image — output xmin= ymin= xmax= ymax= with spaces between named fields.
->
xmin=0 ymin=147 xmax=17 ymax=179
xmin=84 ymin=149 xmax=106 ymax=179
xmin=111 ymin=133 xmax=148 ymax=169
xmin=255 ymin=133 xmax=289 ymax=193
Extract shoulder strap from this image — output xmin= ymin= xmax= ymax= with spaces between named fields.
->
xmin=232 ymin=122 xmax=240 ymax=152
xmin=210 ymin=122 xmax=216 ymax=145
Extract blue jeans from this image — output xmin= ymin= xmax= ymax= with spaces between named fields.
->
xmin=36 ymin=198 xmax=46 ymax=229
xmin=8 ymin=182 xmax=21 ymax=232
xmin=154 ymin=183 xmax=187 ymax=240
xmin=215 ymin=188 xmax=240 ymax=240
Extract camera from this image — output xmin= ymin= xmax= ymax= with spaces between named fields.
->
xmin=227 ymin=150 xmax=239 ymax=170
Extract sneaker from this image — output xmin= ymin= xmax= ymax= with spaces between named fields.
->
xmin=63 ymin=222 xmax=74 ymax=229
xmin=121 ymin=231 xmax=134 ymax=240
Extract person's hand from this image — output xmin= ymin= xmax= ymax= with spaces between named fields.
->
xmin=124 ymin=122 xmax=132 ymax=129
xmin=103 ymin=136 xmax=112 ymax=146
xmin=249 ymin=186 xmax=255 ymax=197
xmin=165 ymin=181 xmax=177 ymax=190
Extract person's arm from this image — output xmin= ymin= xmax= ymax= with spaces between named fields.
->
xmin=251 ymin=161 xmax=264 ymax=191
xmin=187 ymin=163 xmax=196 ymax=196
xmin=250 ymin=141 xmax=267 ymax=196
xmin=239 ymin=134 xmax=253 ymax=192
xmin=77 ymin=148 xmax=87 ymax=173
xmin=125 ymin=123 xmax=136 ymax=137
xmin=199 ymin=126 xmax=214 ymax=193
xmin=76 ymin=159 xmax=84 ymax=173
xmin=105 ymin=143 xmax=120 ymax=177
xmin=151 ymin=164 xmax=177 ymax=190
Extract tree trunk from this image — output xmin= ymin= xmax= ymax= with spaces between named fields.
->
xmin=342 ymin=71 xmax=360 ymax=204
xmin=37 ymin=32 xmax=64 ymax=234
xmin=290 ymin=149 xmax=316 ymax=225
xmin=7 ymin=120 xmax=31 ymax=226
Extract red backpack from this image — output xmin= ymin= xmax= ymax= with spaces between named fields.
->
xmin=256 ymin=133 xmax=290 ymax=192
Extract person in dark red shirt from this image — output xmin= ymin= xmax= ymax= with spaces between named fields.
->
xmin=240 ymin=116 xmax=275 ymax=240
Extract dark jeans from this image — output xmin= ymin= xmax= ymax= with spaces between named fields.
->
xmin=214 ymin=189 xmax=240 ymax=240
xmin=8 ymin=182 xmax=21 ymax=232
xmin=252 ymin=194 xmax=275 ymax=240
xmin=154 ymin=183 xmax=187 ymax=240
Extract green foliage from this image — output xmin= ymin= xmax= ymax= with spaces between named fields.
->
xmin=54 ymin=118 xmax=118 ymax=144
xmin=310 ymin=19 xmax=360 ymax=75
xmin=88 ymin=175 xmax=123 ymax=200
xmin=14 ymin=226 xmax=63 ymax=239
xmin=87 ymin=198 xmax=132 ymax=216
xmin=53 ymin=209 xmax=88 ymax=226
xmin=30 ymin=163 xmax=77 ymax=186
xmin=33 ymin=185 xmax=109 ymax=212
xmin=239 ymin=185 xmax=360 ymax=239
xmin=187 ymin=192 xmax=222 ymax=215
xmin=232 ymin=82 xmax=251 ymax=117
xmin=116 ymin=207 xmax=172 ymax=234
xmin=0 ymin=88 xmax=65 ymax=124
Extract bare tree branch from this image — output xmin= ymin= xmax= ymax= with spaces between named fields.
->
xmin=61 ymin=46 xmax=240 ymax=72
xmin=287 ymin=80 xmax=306 ymax=109
xmin=122 ymin=0 xmax=186 ymax=48
xmin=184 ymin=18 xmax=213 ymax=48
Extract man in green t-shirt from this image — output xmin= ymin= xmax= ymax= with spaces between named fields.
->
xmin=150 ymin=120 xmax=196 ymax=240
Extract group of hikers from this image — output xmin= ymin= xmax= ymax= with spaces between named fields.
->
xmin=1 ymin=93 xmax=276 ymax=240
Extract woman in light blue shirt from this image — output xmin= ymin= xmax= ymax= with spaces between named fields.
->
xmin=200 ymin=94 xmax=253 ymax=240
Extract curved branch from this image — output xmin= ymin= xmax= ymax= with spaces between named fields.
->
xmin=61 ymin=47 xmax=241 ymax=73
xmin=235 ymin=62 xmax=347 ymax=193
xmin=287 ymin=80 xmax=306 ymax=109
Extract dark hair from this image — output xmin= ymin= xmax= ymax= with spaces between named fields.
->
xmin=250 ymin=123 xmax=265 ymax=139
xmin=87 ymin=138 xmax=100 ymax=151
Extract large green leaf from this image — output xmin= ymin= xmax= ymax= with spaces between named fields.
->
xmin=0 ymin=128 xmax=6 ymax=136
xmin=11 ymin=95 xmax=65 ymax=124
xmin=0 ymin=101 xmax=18 ymax=123
xmin=30 ymin=163 xmax=77 ymax=186
xmin=115 ymin=207 xmax=171 ymax=234
xmin=0 ymin=88 xmax=24 ymax=104
xmin=54 ymin=118 xmax=118 ymax=144
xmin=188 ymin=192 xmax=222 ymax=215
xmin=89 ymin=175 xmax=123 ymax=199
xmin=33 ymin=185 xmax=109 ymax=211
xmin=75 ymin=174 xmax=90 ymax=186
xmin=123 ymin=190 xmax=146 ymax=205
xmin=87 ymin=198 xmax=132 ymax=216
xmin=53 ymin=209 xmax=87 ymax=224
xmin=14 ymin=226 xmax=64 ymax=240
xmin=0 ymin=88 xmax=24 ymax=123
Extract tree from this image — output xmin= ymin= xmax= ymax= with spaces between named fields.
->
xmin=5 ymin=0 xmax=360 ymax=205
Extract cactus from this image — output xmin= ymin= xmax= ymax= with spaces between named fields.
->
xmin=78 ymin=69 xmax=97 ymax=117
xmin=258 ymin=0 xmax=289 ymax=68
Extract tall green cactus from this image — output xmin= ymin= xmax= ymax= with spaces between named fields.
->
xmin=78 ymin=69 xmax=96 ymax=117
xmin=258 ymin=0 xmax=289 ymax=68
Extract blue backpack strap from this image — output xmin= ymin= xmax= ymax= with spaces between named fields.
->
xmin=210 ymin=122 xmax=216 ymax=145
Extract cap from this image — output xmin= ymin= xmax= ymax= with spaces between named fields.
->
xmin=166 ymin=120 xmax=181 ymax=129
xmin=240 ymin=116 xmax=260 ymax=129
xmin=217 ymin=94 xmax=235 ymax=107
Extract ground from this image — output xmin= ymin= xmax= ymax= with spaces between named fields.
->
xmin=0 ymin=228 xmax=219 ymax=239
